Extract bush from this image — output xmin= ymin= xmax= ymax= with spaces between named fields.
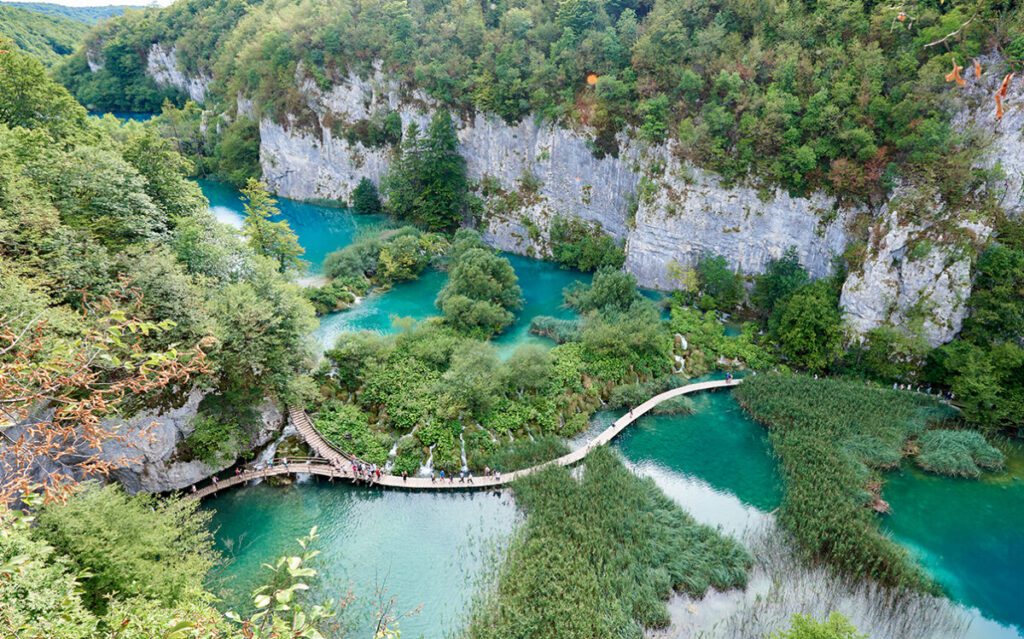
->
xmin=314 ymin=401 xmax=391 ymax=465
xmin=32 ymin=484 xmax=216 ymax=614
xmin=735 ymin=373 xmax=968 ymax=590
xmin=696 ymin=254 xmax=743 ymax=311
xmin=915 ymin=429 xmax=1005 ymax=478
xmin=548 ymin=215 xmax=625 ymax=272
xmin=351 ymin=177 xmax=383 ymax=215
xmin=771 ymin=612 xmax=867 ymax=639
xmin=436 ymin=246 xmax=522 ymax=337
xmin=180 ymin=415 xmax=245 ymax=466
xmin=564 ymin=267 xmax=640 ymax=313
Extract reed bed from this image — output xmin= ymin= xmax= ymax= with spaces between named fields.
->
xmin=465 ymin=447 xmax=750 ymax=639
xmin=733 ymin=374 xmax=973 ymax=591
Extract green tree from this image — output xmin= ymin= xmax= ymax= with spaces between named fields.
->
xmin=240 ymin=178 xmax=305 ymax=273
xmin=752 ymin=246 xmax=809 ymax=316
xmin=769 ymin=280 xmax=845 ymax=372
xmin=696 ymin=254 xmax=744 ymax=311
xmin=440 ymin=341 xmax=502 ymax=418
xmin=384 ymin=111 xmax=468 ymax=231
xmin=564 ymin=267 xmax=640 ymax=313
xmin=505 ymin=344 xmax=554 ymax=394
xmin=0 ymin=41 xmax=88 ymax=139
xmin=437 ymin=247 xmax=523 ymax=337
xmin=351 ymin=176 xmax=383 ymax=215
xmin=32 ymin=484 xmax=217 ymax=614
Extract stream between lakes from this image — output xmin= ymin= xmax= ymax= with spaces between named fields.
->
xmin=199 ymin=180 xmax=1023 ymax=639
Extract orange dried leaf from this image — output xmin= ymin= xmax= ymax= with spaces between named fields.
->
xmin=998 ymin=73 xmax=1014 ymax=98
xmin=945 ymin=60 xmax=965 ymax=87
xmin=973 ymin=59 xmax=982 ymax=79
xmin=995 ymin=93 xmax=1004 ymax=120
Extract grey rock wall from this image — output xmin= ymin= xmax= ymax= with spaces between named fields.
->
xmin=145 ymin=43 xmax=210 ymax=104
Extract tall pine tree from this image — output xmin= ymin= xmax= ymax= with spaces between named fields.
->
xmin=383 ymin=112 xmax=467 ymax=231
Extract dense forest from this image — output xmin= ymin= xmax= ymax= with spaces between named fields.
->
xmin=58 ymin=0 xmax=1023 ymax=203
xmin=0 ymin=3 xmax=91 ymax=66
xmin=0 ymin=1 xmax=137 ymax=24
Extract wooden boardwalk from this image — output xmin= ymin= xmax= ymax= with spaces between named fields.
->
xmin=187 ymin=378 xmax=741 ymax=499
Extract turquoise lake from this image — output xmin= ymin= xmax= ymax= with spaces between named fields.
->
xmin=199 ymin=181 xmax=1023 ymax=638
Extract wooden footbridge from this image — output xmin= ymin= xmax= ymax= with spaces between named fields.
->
xmin=187 ymin=378 xmax=741 ymax=500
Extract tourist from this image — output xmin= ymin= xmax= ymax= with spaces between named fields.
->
xmin=467 ymin=472 xmax=474 ymax=484
xmin=495 ymin=470 xmax=501 ymax=482
xmin=727 ymin=371 xmax=734 ymax=382
xmin=439 ymin=469 xmax=446 ymax=481
xmin=402 ymin=470 xmax=408 ymax=482
xmin=484 ymin=465 xmax=491 ymax=477
xmin=212 ymin=475 xmax=219 ymax=485
xmin=282 ymin=457 xmax=288 ymax=470
xmin=191 ymin=484 xmax=197 ymax=494
xmin=430 ymin=471 xmax=436 ymax=483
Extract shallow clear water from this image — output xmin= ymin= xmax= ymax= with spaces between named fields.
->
xmin=203 ymin=481 xmax=517 ymax=639
xmin=199 ymin=180 xmax=1022 ymax=637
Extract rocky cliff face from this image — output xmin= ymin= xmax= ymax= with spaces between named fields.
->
xmin=100 ymin=391 xmax=284 ymax=493
xmin=245 ymin=60 xmax=1020 ymax=345
xmin=145 ymin=44 xmax=210 ymax=104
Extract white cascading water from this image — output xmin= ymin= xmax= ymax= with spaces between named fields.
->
xmin=417 ymin=444 xmax=435 ymax=477
xmin=459 ymin=431 xmax=468 ymax=473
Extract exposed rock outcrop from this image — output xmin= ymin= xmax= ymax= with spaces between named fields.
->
xmin=100 ymin=391 xmax=285 ymax=493
xmin=145 ymin=43 xmax=210 ymax=104
xmin=253 ymin=56 xmax=1021 ymax=345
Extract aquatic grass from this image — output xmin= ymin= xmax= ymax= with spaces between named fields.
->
xmin=465 ymin=447 xmax=750 ymax=639
xmin=915 ymin=430 xmax=1004 ymax=477
xmin=734 ymin=374 xmax=963 ymax=591
xmin=477 ymin=435 xmax=569 ymax=473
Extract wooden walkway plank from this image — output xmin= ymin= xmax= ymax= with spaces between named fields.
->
xmin=186 ymin=378 xmax=741 ymax=499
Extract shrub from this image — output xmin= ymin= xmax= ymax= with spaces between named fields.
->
xmin=314 ymin=401 xmax=391 ymax=465
xmin=180 ymin=415 xmax=245 ymax=466
xmin=548 ymin=215 xmax=625 ymax=272
xmin=478 ymin=435 xmax=569 ymax=472
xmin=915 ymin=429 xmax=1005 ymax=478
xmin=351 ymin=177 xmax=383 ymax=215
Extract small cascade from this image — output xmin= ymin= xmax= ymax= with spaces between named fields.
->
xmin=673 ymin=354 xmax=686 ymax=374
xmin=674 ymin=333 xmax=689 ymax=351
xmin=417 ymin=444 xmax=435 ymax=477
xmin=252 ymin=422 xmax=298 ymax=485
xmin=383 ymin=441 xmax=399 ymax=473
xmin=459 ymin=431 xmax=468 ymax=473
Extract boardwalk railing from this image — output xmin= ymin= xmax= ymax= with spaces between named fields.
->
xmin=186 ymin=378 xmax=741 ymax=499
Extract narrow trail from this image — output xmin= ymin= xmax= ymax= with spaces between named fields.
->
xmin=187 ymin=378 xmax=741 ymax=499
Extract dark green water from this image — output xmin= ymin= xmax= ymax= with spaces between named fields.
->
xmin=199 ymin=181 xmax=1022 ymax=638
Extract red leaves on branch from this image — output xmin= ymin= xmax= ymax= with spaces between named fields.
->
xmin=945 ymin=59 xmax=966 ymax=87
xmin=0 ymin=292 xmax=209 ymax=505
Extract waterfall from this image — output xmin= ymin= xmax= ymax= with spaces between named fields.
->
xmin=252 ymin=422 xmax=298 ymax=484
xmin=673 ymin=354 xmax=686 ymax=374
xmin=417 ymin=444 xmax=435 ymax=477
xmin=459 ymin=432 xmax=468 ymax=473
xmin=384 ymin=441 xmax=399 ymax=472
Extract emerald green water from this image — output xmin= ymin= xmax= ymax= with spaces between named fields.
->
xmin=882 ymin=447 xmax=1024 ymax=635
xmin=203 ymin=482 xmax=517 ymax=638
xmin=199 ymin=180 xmax=1022 ymax=638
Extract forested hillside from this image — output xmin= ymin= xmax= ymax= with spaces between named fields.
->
xmin=0 ymin=4 xmax=90 ymax=66
xmin=59 ymin=0 xmax=1023 ymax=202
xmin=0 ymin=41 xmax=316 ymax=499
xmin=0 ymin=2 xmax=136 ymax=24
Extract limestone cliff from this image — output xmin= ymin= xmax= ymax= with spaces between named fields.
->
xmin=99 ymin=391 xmax=284 ymax=493
xmin=145 ymin=44 xmax=210 ymax=104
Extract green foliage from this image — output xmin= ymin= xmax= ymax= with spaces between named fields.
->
xmin=548 ymin=215 xmax=625 ymax=272
xmin=0 ymin=3 xmax=130 ymax=24
xmin=436 ymin=244 xmax=523 ymax=337
xmin=351 ymin=177 xmax=382 ymax=215
xmin=0 ymin=5 xmax=89 ymax=67
xmin=915 ymin=429 xmax=1005 ymax=478
xmin=668 ymin=305 xmax=775 ymax=374
xmin=478 ymin=435 xmax=569 ymax=473
xmin=212 ymin=116 xmax=261 ymax=187
xmin=734 ymin=374 xmax=975 ymax=590
xmin=696 ymin=254 xmax=743 ymax=312
xmin=0 ymin=40 xmax=88 ymax=139
xmin=241 ymin=178 xmax=306 ymax=273
xmin=843 ymin=325 xmax=930 ymax=384
xmin=466 ymin=447 xmax=750 ymax=639
xmin=751 ymin=247 xmax=809 ymax=316
xmin=564 ymin=266 xmax=641 ymax=314
xmin=607 ymin=375 xmax=687 ymax=410
xmin=383 ymin=111 xmax=468 ymax=231
xmin=769 ymin=280 xmax=845 ymax=372
xmin=315 ymin=401 xmax=391 ymax=465
xmin=771 ymin=612 xmax=868 ymax=639
xmin=57 ymin=0 xmax=1020 ymax=203
xmin=181 ymin=414 xmax=246 ymax=466
xmin=304 ymin=279 xmax=357 ymax=315
xmin=32 ymin=484 xmax=217 ymax=614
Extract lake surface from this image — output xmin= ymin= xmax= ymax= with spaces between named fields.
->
xmin=199 ymin=180 xmax=1022 ymax=638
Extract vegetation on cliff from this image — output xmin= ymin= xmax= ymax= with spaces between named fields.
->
xmin=58 ymin=0 xmax=1023 ymax=204
xmin=0 ymin=4 xmax=90 ymax=67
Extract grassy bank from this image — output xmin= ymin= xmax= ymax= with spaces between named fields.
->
xmin=465 ymin=447 xmax=750 ymax=639
xmin=734 ymin=374 xmax=1000 ymax=591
